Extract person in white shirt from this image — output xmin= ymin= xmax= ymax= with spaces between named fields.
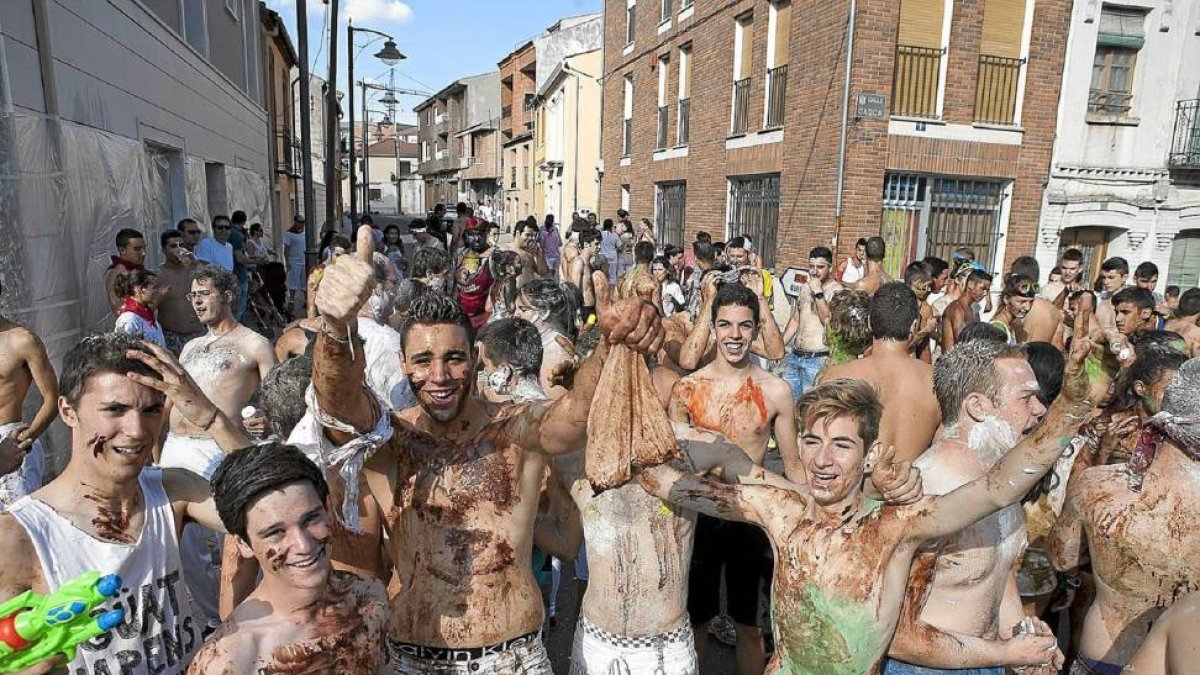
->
xmin=113 ymin=268 xmax=167 ymax=348
xmin=195 ymin=215 xmax=235 ymax=271
xmin=282 ymin=215 xmax=308 ymax=314
xmin=838 ymin=237 xmax=868 ymax=285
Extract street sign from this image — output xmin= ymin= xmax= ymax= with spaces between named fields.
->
xmin=856 ymin=93 xmax=887 ymax=119
xmin=780 ymin=267 xmax=811 ymax=297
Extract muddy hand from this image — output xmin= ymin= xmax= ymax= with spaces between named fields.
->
xmin=596 ymin=288 xmax=664 ymax=354
xmin=0 ymin=433 xmax=25 ymax=475
xmin=125 ymin=341 xmax=219 ymax=427
xmin=871 ymin=445 xmax=923 ymax=505
xmin=592 ymin=269 xmax=611 ymax=308
xmin=315 ymin=225 xmax=376 ymax=330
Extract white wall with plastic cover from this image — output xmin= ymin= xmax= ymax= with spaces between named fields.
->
xmin=0 ymin=112 xmax=270 ymax=469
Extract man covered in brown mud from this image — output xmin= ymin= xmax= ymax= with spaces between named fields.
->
xmin=188 ymin=442 xmax=390 ymax=675
xmin=670 ymin=282 xmax=800 ymax=674
xmin=821 ymin=282 xmax=940 ymax=464
xmin=885 ymin=334 xmax=1071 ymax=675
xmin=638 ymin=319 xmax=1104 ymax=675
xmin=1048 ymin=358 xmax=1200 ymax=675
xmin=309 ymin=226 xmax=663 ymax=673
xmin=0 ymin=334 xmax=252 ymax=675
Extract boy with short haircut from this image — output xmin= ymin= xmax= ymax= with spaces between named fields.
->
xmin=189 ymin=442 xmax=390 ymax=674
xmin=1111 ymin=286 xmax=1162 ymax=337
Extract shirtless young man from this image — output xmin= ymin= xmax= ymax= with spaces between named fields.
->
xmin=990 ymin=273 xmax=1036 ymax=345
xmin=639 ymin=329 xmax=1101 ymax=675
xmin=161 ymin=266 xmax=275 ymax=624
xmin=781 ymin=247 xmax=844 ymax=401
xmin=509 ymin=219 xmax=550 ymax=286
xmin=0 ymin=334 xmax=251 ymax=675
xmin=821 ymin=282 xmax=940 ymax=464
xmin=188 ymin=443 xmax=390 ymax=674
xmin=1048 ymin=358 xmax=1200 ymax=675
xmin=1125 ymin=589 xmax=1200 ymax=675
xmin=886 ymin=337 xmax=1077 ymax=675
xmin=1095 ymin=256 xmax=1130 ymax=336
xmin=903 ymin=262 xmax=938 ymax=361
xmin=106 ymin=228 xmax=148 ymax=316
xmin=941 ymin=269 xmax=992 ymax=353
xmin=853 ymin=236 xmax=892 ymax=296
xmin=1010 ymin=257 xmax=1062 ymax=344
xmin=0 ymin=287 xmax=58 ymax=506
xmin=679 ymin=270 xmax=786 ymax=371
xmin=310 ymin=226 xmax=662 ymax=674
xmin=1043 ymin=248 xmax=1086 ymax=305
xmin=155 ymin=230 xmax=206 ymax=355
xmin=1164 ymin=288 xmax=1200 ymax=356
xmin=671 ymin=283 xmax=801 ymax=674
xmin=566 ymin=230 xmax=601 ymax=316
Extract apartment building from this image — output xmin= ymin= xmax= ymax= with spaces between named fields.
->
xmin=499 ymin=41 xmax=538 ymax=227
xmin=414 ymin=72 xmax=500 ymax=211
xmin=599 ymin=0 xmax=1069 ymax=274
xmin=534 ymin=49 xmax=603 ymax=221
xmin=1035 ymin=2 xmax=1200 ymax=286
xmin=262 ymin=4 xmax=299 ymax=243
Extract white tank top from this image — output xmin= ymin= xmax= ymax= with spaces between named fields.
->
xmin=6 ymin=469 xmax=201 ymax=674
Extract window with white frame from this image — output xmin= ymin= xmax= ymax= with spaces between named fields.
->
xmin=1089 ymin=5 xmax=1144 ymax=119
xmin=657 ymin=55 xmax=670 ymax=149
xmin=731 ymin=14 xmax=754 ymax=134
xmin=678 ymin=45 xmax=691 ymax=144
xmin=182 ymin=0 xmax=209 ymax=56
xmin=626 ymin=1 xmax=637 ymax=45
xmin=765 ymin=1 xmax=791 ymax=128
xmin=621 ymin=184 xmax=631 ymax=212
xmin=623 ymin=74 xmax=634 ymax=156
xmin=661 ymin=0 xmax=672 ymax=22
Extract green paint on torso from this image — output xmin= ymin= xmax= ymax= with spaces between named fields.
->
xmin=772 ymin=584 xmax=886 ymax=675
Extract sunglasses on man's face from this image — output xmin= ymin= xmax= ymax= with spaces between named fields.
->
xmin=185 ymin=230 xmax=202 ymax=236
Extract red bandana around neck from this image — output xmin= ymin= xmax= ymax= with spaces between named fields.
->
xmin=119 ymin=297 xmax=157 ymax=327
xmin=108 ymin=256 xmax=144 ymax=272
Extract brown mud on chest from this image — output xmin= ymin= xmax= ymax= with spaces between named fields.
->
xmin=260 ymin=574 xmax=387 ymax=674
xmin=391 ymin=425 xmax=519 ymax=528
xmin=82 ymin=490 xmax=139 ymax=544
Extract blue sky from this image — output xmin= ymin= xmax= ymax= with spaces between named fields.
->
xmin=265 ymin=0 xmax=602 ymax=124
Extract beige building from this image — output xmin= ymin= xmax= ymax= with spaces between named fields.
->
xmin=534 ymin=48 xmax=602 ymax=222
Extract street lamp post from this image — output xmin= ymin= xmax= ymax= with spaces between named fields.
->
xmin=363 ymin=106 xmax=391 ymax=214
xmin=347 ymin=21 xmax=403 ymax=219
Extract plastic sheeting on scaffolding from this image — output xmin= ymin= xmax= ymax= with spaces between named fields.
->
xmin=0 ymin=112 xmax=270 ymax=471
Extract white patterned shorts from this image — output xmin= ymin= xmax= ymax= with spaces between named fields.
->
xmin=569 ymin=615 xmax=698 ymax=675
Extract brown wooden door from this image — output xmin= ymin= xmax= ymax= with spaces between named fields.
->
xmin=1058 ymin=227 xmax=1111 ymax=286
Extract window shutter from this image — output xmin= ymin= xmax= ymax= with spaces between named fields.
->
xmin=1097 ymin=7 xmax=1145 ymax=49
xmin=980 ymin=0 xmax=1026 ymax=58
xmin=897 ymin=0 xmax=945 ymax=49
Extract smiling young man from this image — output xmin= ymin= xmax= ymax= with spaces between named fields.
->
xmin=309 ymin=226 xmax=662 ymax=674
xmin=188 ymin=442 xmax=390 ymax=674
xmin=990 ymin=273 xmax=1037 ymax=345
xmin=670 ymin=282 xmax=800 ymax=675
xmin=0 ymin=334 xmax=250 ymax=675
xmin=155 ymin=230 xmax=206 ymax=355
xmin=639 ymin=321 xmax=1103 ymax=675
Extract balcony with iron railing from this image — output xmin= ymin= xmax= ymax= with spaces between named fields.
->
xmin=677 ymin=98 xmax=690 ymax=145
xmin=657 ymin=105 xmax=670 ymax=150
xmin=731 ymin=77 xmax=751 ymax=135
xmin=974 ymin=55 xmax=1023 ymax=126
xmin=622 ymin=118 xmax=633 ymax=157
xmin=766 ymin=65 xmax=788 ymax=128
xmin=274 ymin=130 xmax=300 ymax=177
xmin=892 ymin=45 xmax=943 ymax=119
xmin=1170 ymin=99 xmax=1200 ymax=169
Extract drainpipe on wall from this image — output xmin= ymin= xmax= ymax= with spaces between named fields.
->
xmin=833 ymin=0 xmax=857 ymax=253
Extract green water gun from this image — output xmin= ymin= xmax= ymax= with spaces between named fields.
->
xmin=0 ymin=571 xmax=125 ymax=673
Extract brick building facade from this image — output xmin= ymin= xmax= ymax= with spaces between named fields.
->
xmin=499 ymin=41 xmax=538 ymax=228
xmin=599 ymin=0 xmax=1070 ymax=275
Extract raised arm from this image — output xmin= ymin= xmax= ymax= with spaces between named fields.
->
xmin=678 ymin=275 xmax=718 ymax=370
xmin=637 ymin=461 xmax=780 ymax=526
xmin=512 ymin=295 xmax=665 ymax=456
xmin=743 ymin=271 xmax=784 ymax=360
xmin=311 ymin=227 xmax=381 ymax=439
xmin=673 ymin=421 xmax=799 ymax=492
xmin=909 ymin=308 xmax=1106 ymax=544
